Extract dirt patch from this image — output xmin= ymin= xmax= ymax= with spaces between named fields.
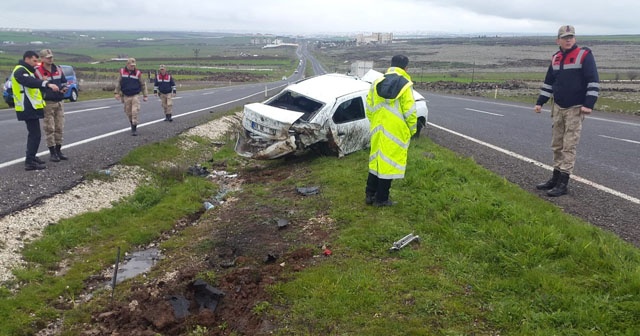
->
xmin=81 ymin=160 xmax=334 ymax=335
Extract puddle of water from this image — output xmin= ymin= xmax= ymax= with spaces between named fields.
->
xmin=114 ymin=248 xmax=161 ymax=284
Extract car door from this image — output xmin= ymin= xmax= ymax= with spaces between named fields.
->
xmin=326 ymin=93 xmax=370 ymax=156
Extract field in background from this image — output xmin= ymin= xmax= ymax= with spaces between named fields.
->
xmin=3 ymin=32 xmax=640 ymax=114
xmin=312 ymin=35 xmax=640 ymax=114
xmin=0 ymin=30 xmax=299 ymax=108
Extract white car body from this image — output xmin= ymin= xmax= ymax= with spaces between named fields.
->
xmin=235 ymin=70 xmax=428 ymax=160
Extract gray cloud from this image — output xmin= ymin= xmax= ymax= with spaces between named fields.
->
xmin=1 ymin=0 xmax=638 ymax=35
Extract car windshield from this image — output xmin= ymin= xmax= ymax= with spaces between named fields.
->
xmin=61 ymin=66 xmax=74 ymax=77
xmin=266 ymin=91 xmax=323 ymax=122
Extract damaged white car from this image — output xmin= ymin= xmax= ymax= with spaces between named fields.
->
xmin=235 ymin=70 xmax=428 ymax=160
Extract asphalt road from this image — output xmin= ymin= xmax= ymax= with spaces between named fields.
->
xmin=423 ymin=92 xmax=640 ymax=202
xmin=0 ymin=76 xmax=307 ymax=216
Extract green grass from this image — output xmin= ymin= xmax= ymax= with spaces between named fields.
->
xmin=0 ymin=122 xmax=638 ymax=335
xmin=266 ymin=138 xmax=640 ymax=335
xmin=0 ymin=134 xmax=219 ymax=335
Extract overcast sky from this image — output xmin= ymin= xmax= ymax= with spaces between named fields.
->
xmin=1 ymin=0 xmax=639 ymax=36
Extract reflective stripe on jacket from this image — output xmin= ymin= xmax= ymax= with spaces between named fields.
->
xmin=366 ymin=67 xmax=417 ymax=179
xmin=536 ymin=45 xmax=600 ymax=109
xmin=154 ymin=73 xmax=176 ymax=94
xmin=116 ymin=68 xmax=146 ymax=96
xmin=12 ymin=65 xmax=45 ymax=113
xmin=34 ymin=63 xmax=67 ymax=101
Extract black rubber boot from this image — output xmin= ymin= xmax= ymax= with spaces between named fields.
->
xmin=48 ymin=146 xmax=60 ymax=162
xmin=25 ymin=157 xmax=46 ymax=171
xmin=167 ymin=114 xmax=172 ymax=122
xmin=55 ymin=144 xmax=68 ymax=160
xmin=131 ymin=124 xmax=137 ymax=136
xmin=536 ymin=169 xmax=560 ymax=190
xmin=547 ymin=172 xmax=570 ymax=197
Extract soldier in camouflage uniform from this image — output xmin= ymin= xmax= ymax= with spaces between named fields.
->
xmin=534 ymin=25 xmax=599 ymax=197
xmin=34 ymin=49 xmax=69 ymax=162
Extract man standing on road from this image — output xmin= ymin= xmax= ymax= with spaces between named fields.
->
xmin=11 ymin=50 xmax=60 ymax=170
xmin=365 ymin=54 xmax=417 ymax=207
xmin=534 ymin=25 xmax=600 ymax=197
xmin=153 ymin=64 xmax=176 ymax=122
xmin=34 ymin=49 xmax=69 ymax=162
xmin=114 ymin=58 xmax=148 ymax=136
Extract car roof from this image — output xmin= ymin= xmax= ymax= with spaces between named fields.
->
xmin=288 ymin=73 xmax=371 ymax=103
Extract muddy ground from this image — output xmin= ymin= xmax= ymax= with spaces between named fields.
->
xmin=75 ymin=157 xmax=334 ymax=335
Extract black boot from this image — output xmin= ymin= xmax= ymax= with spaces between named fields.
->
xmin=131 ymin=124 xmax=137 ymax=136
xmin=365 ymin=192 xmax=376 ymax=205
xmin=166 ymin=114 xmax=172 ymax=122
xmin=33 ymin=156 xmax=46 ymax=164
xmin=55 ymin=144 xmax=68 ymax=160
xmin=536 ymin=169 xmax=560 ymax=190
xmin=48 ymin=146 xmax=60 ymax=162
xmin=547 ymin=172 xmax=569 ymax=197
xmin=25 ymin=157 xmax=46 ymax=171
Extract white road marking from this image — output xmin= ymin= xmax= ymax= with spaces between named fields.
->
xmin=65 ymin=106 xmax=111 ymax=115
xmin=0 ymin=90 xmax=271 ymax=170
xmin=434 ymin=95 xmax=640 ymax=127
xmin=599 ymin=135 xmax=640 ymax=145
xmin=464 ymin=108 xmax=504 ymax=117
xmin=429 ymin=122 xmax=640 ymax=205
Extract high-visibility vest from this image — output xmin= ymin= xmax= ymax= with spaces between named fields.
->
xmin=11 ymin=65 xmax=45 ymax=112
xmin=366 ymin=67 xmax=417 ymax=179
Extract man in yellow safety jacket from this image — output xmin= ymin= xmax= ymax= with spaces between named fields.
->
xmin=12 ymin=50 xmax=61 ymax=170
xmin=365 ymin=55 xmax=417 ymax=206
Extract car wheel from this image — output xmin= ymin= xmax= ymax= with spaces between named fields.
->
xmin=70 ymin=89 xmax=78 ymax=102
xmin=412 ymin=117 xmax=426 ymax=139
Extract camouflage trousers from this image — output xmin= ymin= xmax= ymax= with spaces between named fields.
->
xmin=159 ymin=93 xmax=173 ymax=114
xmin=551 ymin=104 xmax=585 ymax=174
xmin=42 ymin=101 xmax=64 ymax=147
xmin=123 ymin=95 xmax=141 ymax=125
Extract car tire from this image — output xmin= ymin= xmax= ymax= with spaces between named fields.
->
xmin=413 ymin=117 xmax=426 ymax=139
xmin=69 ymin=89 xmax=78 ymax=102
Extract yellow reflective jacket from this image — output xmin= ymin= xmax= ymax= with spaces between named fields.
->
xmin=12 ymin=64 xmax=46 ymax=119
xmin=366 ymin=67 xmax=417 ymax=179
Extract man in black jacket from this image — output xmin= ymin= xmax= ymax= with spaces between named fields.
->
xmin=11 ymin=50 xmax=61 ymax=170
xmin=534 ymin=25 xmax=599 ymax=197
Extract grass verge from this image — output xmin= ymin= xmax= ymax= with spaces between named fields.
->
xmin=0 ymin=123 xmax=638 ymax=335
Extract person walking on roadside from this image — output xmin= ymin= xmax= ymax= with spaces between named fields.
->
xmin=364 ymin=54 xmax=417 ymax=207
xmin=34 ymin=49 xmax=69 ymax=162
xmin=153 ymin=64 xmax=176 ymax=122
xmin=534 ymin=25 xmax=600 ymax=197
xmin=114 ymin=58 xmax=148 ymax=136
xmin=11 ymin=50 xmax=61 ymax=170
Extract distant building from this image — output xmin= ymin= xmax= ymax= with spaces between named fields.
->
xmin=356 ymin=33 xmax=393 ymax=45
xmin=350 ymin=61 xmax=374 ymax=78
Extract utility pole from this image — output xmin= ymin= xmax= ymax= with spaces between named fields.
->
xmin=193 ymin=48 xmax=200 ymax=67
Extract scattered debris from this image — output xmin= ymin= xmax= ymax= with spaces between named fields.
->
xmin=296 ymin=186 xmax=320 ymax=196
xmin=264 ymin=254 xmax=278 ymax=264
xmin=167 ymin=295 xmax=190 ymax=319
xmin=203 ymin=201 xmax=215 ymax=211
xmin=187 ymin=164 xmax=209 ymax=177
xmin=390 ymin=233 xmax=420 ymax=251
xmin=192 ymin=279 xmax=225 ymax=312
xmin=276 ymin=218 xmax=289 ymax=229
